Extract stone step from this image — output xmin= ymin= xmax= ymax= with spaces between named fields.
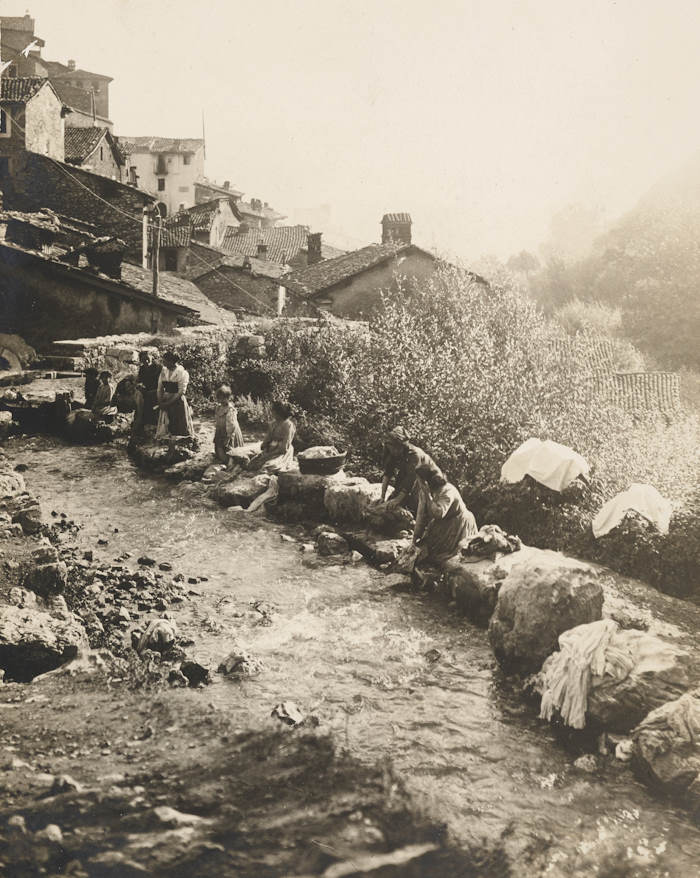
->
xmin=48 ymin=340 xmax=89 ymax=357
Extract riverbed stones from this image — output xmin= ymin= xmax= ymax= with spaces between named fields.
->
xmin=488 ymin=554 xmax=603 ymax=673
xmin=24 ymin=560 xmax=68 ymax=597
xmin=218 ymin=648 xmax=263 ymax=678
xmin=632 ymin=691 xmax=700 ymax=810
xmin=324 ymin=478 xmax=382 ymax=524
xmin=317 ymin=530 xmax=350 ymax=556
xmin=345 ymin=530 xmax=411 ymax=565
xmin=0 ymin=469 xmax=26 ymax=498
xmin=180 ymin=660 xmax=211 ymax=687
xmin=164 ymin=450 xmax=216 ymax=482
xmin=0 ymin=605 xmax=88 ymax=681
xmin=214 ymin=474 xmax=270 ymax=508
xmin=443 ymin=558 xmax=507 ymax=627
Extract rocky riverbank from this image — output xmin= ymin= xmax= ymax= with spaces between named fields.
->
xmin=0 ymin=443 xmax=507 ymax=878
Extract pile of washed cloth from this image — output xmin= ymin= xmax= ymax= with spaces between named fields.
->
xmin=461 ymin=524 xmax=521 ymax=559
xmin=538 ymin=619 xmax=679 ymax=729
xmin=501 ymin=438 xmax=589 ymax=492
xmin=298 ymin=445 xmax=340 ymax=459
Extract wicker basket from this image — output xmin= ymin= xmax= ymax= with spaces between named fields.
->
xmin=297 ymin=450 xmax=347 ymax=475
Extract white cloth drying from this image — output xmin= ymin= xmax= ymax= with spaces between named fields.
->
xmin=500 ymin=438 xmax=589 ymax=492
xmin=246 ymin=475 xmax=279 ymax=513
xmin=592 ymin=483 xmax=672 ymax=538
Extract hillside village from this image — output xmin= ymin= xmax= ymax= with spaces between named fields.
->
xmin=0 ymin=12 xmax=443 ymax=341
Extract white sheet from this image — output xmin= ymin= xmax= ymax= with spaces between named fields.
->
xmin=592 ymin=483 xmax=672 ymax=538
xmin=501 ymin=438 xmax=589 ymax=492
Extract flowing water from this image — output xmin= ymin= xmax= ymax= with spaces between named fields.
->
xmin=12 ymin=437 xmax=700 ymax=877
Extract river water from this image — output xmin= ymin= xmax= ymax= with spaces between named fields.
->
xmin=12 ymin=437 xmax=700 ymax=877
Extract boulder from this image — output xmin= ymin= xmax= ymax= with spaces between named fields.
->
xmin=218 ymin=648 xmax=263 ymax=677
xmin=24 ymin=561 xmax=68 ymax=597
xmin=277 ymin=469 xmax=346 ymax=514
xmin=345 ymin=530 xmax=412 ymax=565
xmin=0 ymin=469 xmax=26 ymax=498
xmin=587 ymin=631 xmax=694 ymax=732
xmin=324 ymin=478 xmax=382 ymax=524
xmin=214 ymin=474 xmax=270 ymax=508
xmin=488 ymin=554 xmax=603 ymax=673
xmin=443 ymin=558 xmax=505 ymax=627
xmin=129 ymin=443 xmax=193 ymax=471
xmin=0 ymin=411 xmax=13 ymax=439
xmin=136 ymin=619 xmax=177 ymax=654
xmin=14 ymin=504 xmax=42 ymax=535
xmin=632 ymin=691 xmax=700 ymax=810
xmin=0 ymin=605 xmax=88 ymax=681
xmin=0 ymin=333 xmax=37 ymax=369
xmin=317 ymin=530 xmax=350 ymax=556
xmin=164 ymin=451 xmax=216 ymax=482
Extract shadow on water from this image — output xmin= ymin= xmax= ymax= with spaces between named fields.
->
xmin=13 ymin=436 xmax=700 ymax=876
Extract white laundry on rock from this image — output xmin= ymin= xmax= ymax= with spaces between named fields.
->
xmin=500 ymin=438 xmax=589 ymax=492
xmin=592 ymin=483 xmax=672 ymax=538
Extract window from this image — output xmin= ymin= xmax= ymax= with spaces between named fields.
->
xmin=183 ymin=154 xmax=191 ymax=165
xmin=157 ymin=178 xmax=166 ymax=191
xmin=99 ymin=146 xmax=104 ymax=161
xmin=164 ymin=250 xmax=178 ymax=271
xmin=0 ymin=110 xmax=9 ymax=137
xmin=178 ymin=185 xmax=189 ymax=193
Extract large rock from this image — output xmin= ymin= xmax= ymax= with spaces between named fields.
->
xmin=24 ymin=561 xmax=68 ymax=597
xmin=0 ymin=605 xmax=88 ymax=681
xmin=632 ymin=691 xmax=700 ymax=810
xmin=277 ymin=469 xmax=346 ymax=515
xmin=324 ymin=478 xmax=382 ymax=524
xmin=164 ymin=451 xmax=216 ymax=481
xmin=587 ymin=631 xmax=694 ymax=732
xmin=344 ymin=530 xmax=411 ymax=565
xmin=129 ymin=443 xmax=193 ymax=471
xmin=214 ymin=474 xmax=270 ymax=508
xmin=317 ymin=530 xmax=350 ymax=556
xmin=488 ymin=553 xmax=603 ymax=673
xmin=0 ymin=469 xmax=26 ymax=498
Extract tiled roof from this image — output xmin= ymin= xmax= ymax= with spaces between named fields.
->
xmin=0 ymin=77 xmax=48 ymax=102
xmin=120 ymin=262 xmax=233 ymax=326
xmin=183 ymin=200 xmax=223 ymax=232
xmin=120 ymin=136 xmax=204 ymax=155
xmin=382 ymin=213 xmax=412 ymax=223
xmin=64 ymin=127 xmax=105 ymax=162
xmin=160 ymin=215 xmax=194 ymax=248
xmin=44 ymin=60 xmax=112 ymax=81
xmin=613 ymin=372 xmax=681 ymax=415
xmin=282 ymin=243 xmax=427 ymax=297
xmin=195 ymin=178 xmax=243 ymax=199
xmin=221 ymin=224 xmax=310 ymax=263
xmin=236 ymin=200 xmax=285 ymax=221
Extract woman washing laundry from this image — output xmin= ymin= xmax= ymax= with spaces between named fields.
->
xmin=246 ymin=401 xmax=296 ymax=473
xmin=413 ymin=463 xmax=478 ymax=566
xmin=155 ymin=351 xmax=195 ymax=443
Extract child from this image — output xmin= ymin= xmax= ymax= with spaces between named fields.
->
xmin=84 ymin=367 xmax=99 ymax=408
xmin=92 ymin=371 xmax=117 ymax=419
xmin=214 ymin=384 xmax=243 ymax=462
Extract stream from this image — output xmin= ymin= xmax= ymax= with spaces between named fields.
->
xmin=12 ymin=436 xmax=700 ymax=877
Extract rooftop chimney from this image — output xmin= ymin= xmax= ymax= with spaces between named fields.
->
xmin=307 ymin=231 xmax=323 ymax=265
xmin=223 ymin=180 xmax=230 ymax=190
xmin=256 ymin=243 xmax=268 ymax=259
xmin=67 ymin=59 xmax=76 ymax=71
xmin=381 ymin=213 xmax=412 ymax=246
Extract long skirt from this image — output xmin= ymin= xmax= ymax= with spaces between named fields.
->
xmin=214 ymin=421 xmax=244 ymax=461
xmin=156 ymin=396 xmax=195 ymax=440
xmin=423 ymin=507 xmax=478 ymax=566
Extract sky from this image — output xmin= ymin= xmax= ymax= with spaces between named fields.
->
xmin=7 ymin=0 xmax=700 ymax=260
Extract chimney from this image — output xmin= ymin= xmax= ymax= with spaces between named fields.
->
xmin=238 ymin=222 xmax=250 ymax=235
xmin=256 ymin=243 xmax=268 ymax=259
xmin=307 ymin=231 xmax=323 ymax=265
xmin=67 ymin=59 xmax=76 ymax=71
xmin=223 ymin=180 xmax=230 ymax=190
xmin=381 ymin=213 xmax=412 ymax=246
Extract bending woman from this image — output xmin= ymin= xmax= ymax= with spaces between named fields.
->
xmin=413 ymin=463 xmax=478 ymax=566
xmin=155 ymin=351 xmax=195 ymax=442
xmin=247 ymin=401 xmax=295 ymax=473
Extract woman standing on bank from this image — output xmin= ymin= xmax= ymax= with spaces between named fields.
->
xmin=155 ymin=351 xmax=195 ymax=442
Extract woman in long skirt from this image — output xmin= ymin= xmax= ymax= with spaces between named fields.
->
xmin=413 ymin=463 xmax=478 ymax=566
xmin=155 ymin=351 xmax=195 ymax=441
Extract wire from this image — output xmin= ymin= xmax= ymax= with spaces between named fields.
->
xmin=1 ymin=101 xmax=278 ymax=314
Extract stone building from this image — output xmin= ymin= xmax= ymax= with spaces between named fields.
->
xmin=221 ymin=224 xmax=344 ymax=268
xmin=235 ymin=197 xmax=285 ymax=229
xmin=119 ymin=137 xmax=205 ymax=217
xmin=64 ymin=126 xmax=124 ymax=181
xmin=0 ymin=15 xmax=113 ymax=129
xmin=194 ymin=178 xmax=243 ymax=205
xmin=0 ymin=78 xmax=65 ymax=173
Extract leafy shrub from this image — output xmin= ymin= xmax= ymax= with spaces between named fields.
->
xmin=234 ymin=394 xmax=270 ymax=430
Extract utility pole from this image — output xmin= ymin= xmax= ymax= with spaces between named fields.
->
xmin=142 ymin=206 xmax=149 ymax=268
xmin=152 ymin=208 xmax=161 ymax=298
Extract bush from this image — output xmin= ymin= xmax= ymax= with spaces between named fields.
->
xmin=234 ymin=394 xmax=269 ymax=430
xmin=175 ymin=266 xmax=700 ymax=597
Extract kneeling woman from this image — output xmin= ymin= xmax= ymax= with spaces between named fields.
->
xmin=247 ymin=401 xmax=295 ymax=473
xmin=413 ymin=463 xmax=478 ymax=566
xmin=155 ymin=351 xmax=195 ymax=442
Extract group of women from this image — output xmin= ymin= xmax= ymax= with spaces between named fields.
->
xmin=84 ymin=350 xmax=475 ymax=566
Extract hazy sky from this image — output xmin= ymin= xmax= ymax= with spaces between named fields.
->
xmin=10 ymin=0 xmax=700 ymax=259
